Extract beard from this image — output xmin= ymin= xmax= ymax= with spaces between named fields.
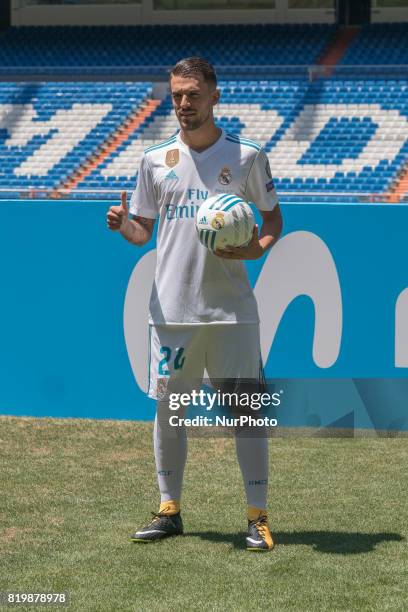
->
xmin=178 ymin=108 xmax=211 ymax=131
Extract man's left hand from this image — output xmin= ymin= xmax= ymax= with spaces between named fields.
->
xmin=214 ymin=225 xmax=264 ymax=260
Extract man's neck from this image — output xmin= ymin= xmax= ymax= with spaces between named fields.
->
xmin=180 ymin=125 xmax=222 ymax=153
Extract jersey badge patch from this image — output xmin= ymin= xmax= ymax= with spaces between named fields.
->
xmin=218 ymin=167 xmax=232 ymax=185
xmin=165 ymin=149 xmax=180 ymax=167
xmin=165 ymin=169 xmax=178 ymax=181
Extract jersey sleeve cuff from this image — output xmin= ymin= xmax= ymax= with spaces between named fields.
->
xmin=129 ymin=207 xmax=158 ymax=219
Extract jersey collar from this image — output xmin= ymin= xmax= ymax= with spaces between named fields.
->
xmin=176 ymin=128 xmax=225 ymax=160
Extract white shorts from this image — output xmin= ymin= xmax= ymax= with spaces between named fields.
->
xmin=148 ymin=324 xmax=263 ymax=400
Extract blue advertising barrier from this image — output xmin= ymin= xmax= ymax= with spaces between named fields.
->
xmin=1 ymin=200 xmax=407 ymax=429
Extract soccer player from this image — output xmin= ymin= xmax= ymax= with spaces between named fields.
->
xmin=107 ymin=57 xmax=282 ymax=551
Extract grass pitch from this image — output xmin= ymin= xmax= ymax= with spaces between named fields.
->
xmin=1 ymin=416 xmax=407 ymax=611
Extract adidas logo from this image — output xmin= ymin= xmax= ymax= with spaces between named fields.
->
xmin=165 ymin=169 xmax=178 ymax=180
xmin=200 ymin=216 xmax=208 ymax=224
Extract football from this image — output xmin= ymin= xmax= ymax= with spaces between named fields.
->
xmin=195 ymin=193 xmax=255 ymax=252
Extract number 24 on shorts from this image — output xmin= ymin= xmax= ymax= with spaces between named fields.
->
xmin=158 ymin=346 xmax=186 ymax=375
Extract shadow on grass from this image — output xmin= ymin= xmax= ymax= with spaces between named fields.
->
xmin=186 ymin=530 xmax=404 ymax=554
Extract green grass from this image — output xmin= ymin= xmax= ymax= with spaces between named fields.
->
xmin=1 ymin=416 xmax=407 ymax=611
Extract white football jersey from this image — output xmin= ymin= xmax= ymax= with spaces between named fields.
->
xmin=129 ymin=129 xmax=278 ymax=325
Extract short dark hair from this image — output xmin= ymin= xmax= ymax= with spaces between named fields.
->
xmin=170 ymin=57 xmax=217 ymax=88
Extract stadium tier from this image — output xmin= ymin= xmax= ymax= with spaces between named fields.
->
xmin=0 ymin=24 xmax=335 ymax=72
xmin=1 ymin=80 xmax=407 ymax=200
xmin=340 ymin=23 xmax=408 ymax=66
xmin=0 ymin=81 xmax=152 ymax=194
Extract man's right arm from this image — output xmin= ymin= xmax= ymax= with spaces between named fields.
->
xmin=107 ymin=190 xmax=155 ymax=246
xmin=120 ymin=215 xmax=155 ymax=246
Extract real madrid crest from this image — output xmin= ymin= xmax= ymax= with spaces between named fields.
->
xmin=218 ymin=167 xmax=232 ymax=185
xmin=211 ymin=212 xmax=225 ymax=230
xmin=165 ymin=149 xmax=179 ymax=168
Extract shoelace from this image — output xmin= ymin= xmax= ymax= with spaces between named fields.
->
xmin=147 ymin=512 xmax=166 ymax=527
xmin=147 ymin=511 xmax=174 ymax=528
xmin=252 ymin=514 xmax=268 ymax=539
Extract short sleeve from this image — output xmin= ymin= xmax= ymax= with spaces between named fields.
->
xmin=129 ymin=154 xmax=159 ymax=219
xmin=245 ymin=149 xmax=279 ymax=211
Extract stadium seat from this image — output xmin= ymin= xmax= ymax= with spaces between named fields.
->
xmin=0 ymin=24 xmax=407 ymax=200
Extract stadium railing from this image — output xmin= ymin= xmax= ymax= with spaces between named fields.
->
xmin=0 ymin=65 xmax=311 ymax=80
xmin=1 ymin=188 xmax=406 ymax=204
xmin=1 ymin=64 xmax=407 ymax=81
xmin=309 ymin=65 xmax=408 ymax=80
xmin=0 ymin=64 xmax=408 ymax=82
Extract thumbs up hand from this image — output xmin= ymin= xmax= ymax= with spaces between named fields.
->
xmin=107 ymin=191 xmax=129 ymax=231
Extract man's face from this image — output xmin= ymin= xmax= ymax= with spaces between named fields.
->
xmin=170 ymin=74 xmax=219 ymax=132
